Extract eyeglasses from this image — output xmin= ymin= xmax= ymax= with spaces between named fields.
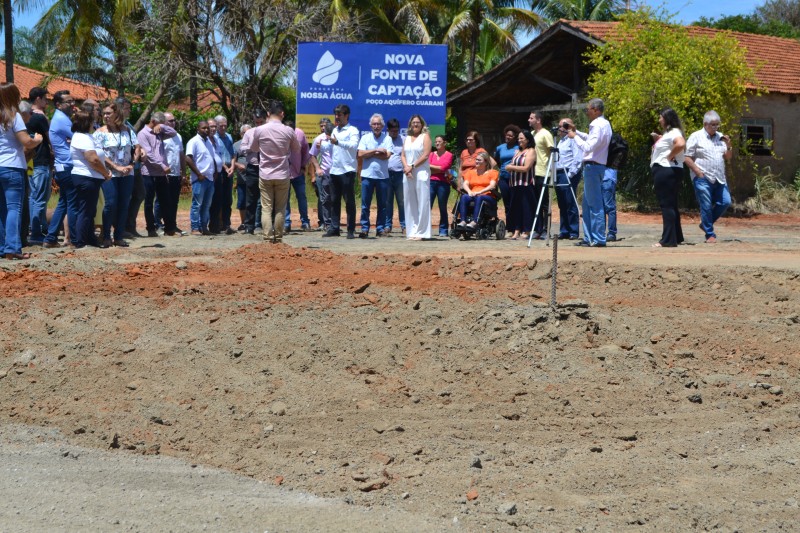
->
xmin=465 ymin=138 xmax=475 ymax=142
xmin=707 ymin=122 xmax=721 ymax=127
xmin=102 ymin=111 xmax=112 ymax=115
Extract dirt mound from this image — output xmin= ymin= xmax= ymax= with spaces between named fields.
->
xmin=1 ymin=234 xmax=799 ymax=530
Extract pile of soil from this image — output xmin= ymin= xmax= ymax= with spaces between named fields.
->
xmin=1 ymin=212 xmax=799 ymax=531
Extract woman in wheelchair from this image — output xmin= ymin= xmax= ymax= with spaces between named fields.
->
xmin=456 ymin=153 xmax=498 ymax=230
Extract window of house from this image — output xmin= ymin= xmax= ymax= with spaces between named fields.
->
xmin=741 ymin=118 xmax=773 ymax=156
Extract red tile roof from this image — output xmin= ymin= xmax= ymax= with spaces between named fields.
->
xmin=169 ymin=90 xmax=227 ymax=113
xmin=1 ymin=60 xmax=119 ymax=101
xmin=564 ymin=20 xmax=800 ymax=95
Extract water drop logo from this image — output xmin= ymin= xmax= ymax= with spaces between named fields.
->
xmin=312 ymin=51 xmax=343 ymax=86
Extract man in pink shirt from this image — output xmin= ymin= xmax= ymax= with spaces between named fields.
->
xmin=240 ymin=101 xmax=300 ymax=243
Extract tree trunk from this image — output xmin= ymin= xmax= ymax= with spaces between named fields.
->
xmin=133 ymin=75 xmax=175 ymax=131
xmin=4 ymin=0 xmax=14 ymax=82
xmin=188 ymin=0 xmax=198 ymax=111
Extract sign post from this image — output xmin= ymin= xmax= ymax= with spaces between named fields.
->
xmin=297 ymin=43 xmax=448 ymax=138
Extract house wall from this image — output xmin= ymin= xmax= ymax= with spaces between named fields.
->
xmin=739 ymin=93 xmax=800 ymax=196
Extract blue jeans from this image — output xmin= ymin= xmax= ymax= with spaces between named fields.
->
xmin=284 ymin=174 xmax=309 ymax=227
xmin=360 ymin=177 xmax=389 ymax=233
xmin=555 ymin=169 xmax=581 ymax=238
xmin=497 ymin=172 xmax=511 ymax=213
xmin=582 ymin=162 xmax=606 ymax=245
xmin=385 ymin=170 xmax=405 ymax=230
xmin=693 ymin=178 xmax=731 ymax=239
xmin=72 ymin=174 xmax=103 ymax=248
xmin=191 ymin=178 xmax=214 ymax=231
xmin=0 ymin=167 xmax=26 ymax=255
xmin=429 ymin=180 xmax=450 ymax=233
xmin=602 ymin=170 xmax=617 ymax=239
xmin=45 ymin=165 xmax=77 ymax=244
xmin=29 ymin=165 xmax=52 ymax=242
xmin=458 ymin=194 xmax=496 ymax=222
xmin=101 ymin=174 xmax=134 ymax=241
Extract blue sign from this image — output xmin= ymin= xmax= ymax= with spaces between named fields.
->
xmin=296 ymin=42 xmax=448 ymax=139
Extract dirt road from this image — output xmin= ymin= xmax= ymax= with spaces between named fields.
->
xmin=1 ymin=211 xmax=798 ymax=531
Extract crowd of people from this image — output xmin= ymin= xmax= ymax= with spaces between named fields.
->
xmin=0 ymin=84 xmax=734 ymax=259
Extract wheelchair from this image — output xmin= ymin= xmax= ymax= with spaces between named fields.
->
xmin=449 ymin=188 xmax=507 ymax=241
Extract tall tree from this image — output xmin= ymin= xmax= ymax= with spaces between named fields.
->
xmin=693 ymin=14 xmax=800 ymax=38
xmin=585 ymin=9 xmax=759 ymax=198
xmin=3 ymin=0 xmax=12 ymax=81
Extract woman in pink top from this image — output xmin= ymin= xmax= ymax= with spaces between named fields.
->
xmin=428 ymin=135 xmax=454 ymax=237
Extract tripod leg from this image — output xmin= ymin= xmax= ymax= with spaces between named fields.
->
xmin=527 ymin=156 xmax=557 ymax=248
xmin=527 ymin=182 xmax=547 ymax=247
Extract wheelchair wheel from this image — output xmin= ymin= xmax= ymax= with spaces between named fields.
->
xmin=478 ymin=228 xmax=489 ymax=240
xmin=496 ymin=220 xmax=506 ymax=240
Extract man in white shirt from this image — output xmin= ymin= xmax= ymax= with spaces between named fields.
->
xmin=357 ymin=113 xmax=393 ymax=238
xmin=684 ymin=110 xmax=733 ymax=243
xmin=185 ymin=121 xmax=220 ymax=235
xmin=324 ymin=104 xmax=359 ymax=239
xmin=567 ymin=98 xmax=612 ymax=247
xmin=309 ymin=118 xmax=334 ymax=231
xmin=157 ymin=112 xmax=186 ymax=235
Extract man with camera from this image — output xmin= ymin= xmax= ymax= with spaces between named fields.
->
xmin=566 ymin=98 xmax=612 ymax=247
xmin=555 ymin=118 xmax=583 ymax=240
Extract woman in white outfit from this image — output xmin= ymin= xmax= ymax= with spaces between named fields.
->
xmin=401 ymin=115 xmax=432 ymax=240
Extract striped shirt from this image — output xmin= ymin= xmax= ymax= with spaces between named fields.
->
xmin=509 ymin=149 xmax=535 ymax=187
xmin=685 ymin=129 xmax=728 ymax=185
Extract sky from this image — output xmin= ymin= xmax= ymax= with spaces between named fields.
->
xmin=1 ymin=0 xmax=760 ymax=56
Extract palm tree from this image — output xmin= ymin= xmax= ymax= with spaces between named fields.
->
xmin=531 ymin=0 xmax=625 ymax=23
xmin=3 ymin=0 xmax=13 ymax=81
xmin=439 ymin=0 xmax=545 ymax=81
xmin=33 ymin=0 xmax=144 ymax=93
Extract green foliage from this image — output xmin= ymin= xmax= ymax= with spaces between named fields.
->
xmin=586 ymin=9 xmax=759 ymax=201
xmin=693 ymin=14 xmax=800 ymax=39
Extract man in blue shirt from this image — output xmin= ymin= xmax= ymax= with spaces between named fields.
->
xmin=357 ymin=113 xmax=393 ymax=238
xmin=212 ymin=115 xmax=236 ymax=234
xmin=555 ymin=118 xmax=583 ymax=240
xmin=43 ymin=91 xmax=77 ymax=248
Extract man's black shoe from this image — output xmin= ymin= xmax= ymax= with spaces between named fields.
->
xmin=589 ymin=242 xmax=607 ymax=247
xmin=323 ymin=229 xmax=340 ymax=237
xmin=346 ymin=232 xmax=356 ymax=239
xmin=606 ymin=235 xmax=617 ymax=242
xmin=358 ymin=231 xmax=369 ymax=239
xmin=574 ymin=241 xmax=590 ymax=247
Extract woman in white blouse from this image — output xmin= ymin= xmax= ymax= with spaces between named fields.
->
xmin=650 ymin=107 xmax=686 ymax=247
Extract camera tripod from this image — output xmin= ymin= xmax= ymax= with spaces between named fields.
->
xmin=526 ymin=145 xmax=587 ymax=248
